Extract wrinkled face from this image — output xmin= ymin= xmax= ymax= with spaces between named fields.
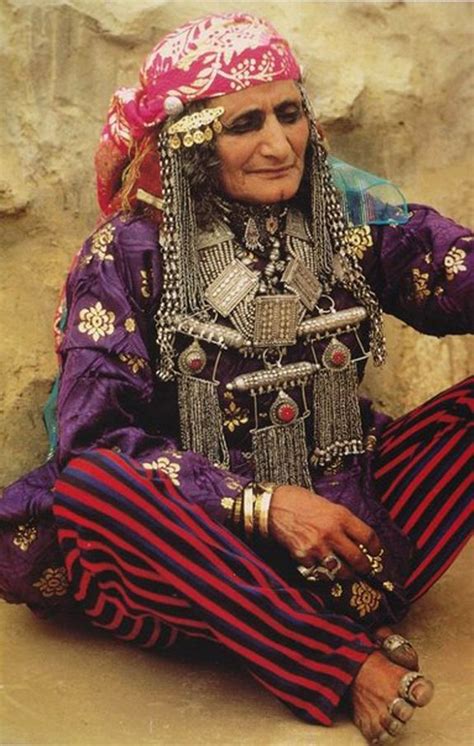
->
xmin=214 ymin=80 xmax=309 ymax=204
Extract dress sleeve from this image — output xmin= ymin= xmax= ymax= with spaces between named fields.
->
xmin=57 ymin=215 xmax=247 ymax=524
xmin=347 ymin=204 xmax=474 ymax=335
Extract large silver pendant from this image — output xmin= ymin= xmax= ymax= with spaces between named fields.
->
xmin=253 ymin=295 xmax=300 ymax=347
xmin=205 ymin=259 xmax=259 ymax=317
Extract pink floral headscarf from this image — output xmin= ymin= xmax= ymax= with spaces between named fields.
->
xmin=96 ymin=12 xmax=302 ymax=216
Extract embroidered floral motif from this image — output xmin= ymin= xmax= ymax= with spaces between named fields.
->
xmin=343 ymin=225 xmax=373 ymax=260
xmin=220 ymin=496 xmax=235 ymax=512
xmin=350 ymin=581 xmax=382 ymax=617
xmin=13 ymin=521 xmax=38 ymax=552
xmin=383 ymin=580 xmax=395 ymax=592
xmin=434 ymin=286 xmax=445 ymax=296
xmin=124 ymin=317 xmax=137 ymax=333
xmin=118 ymin=353 xmax=146 ymax=374
xmin=33 ymin=567 xmax=69 ymax=597
xmin=223 ymin=391 xmax=249 ymax=433
xmin=91 ymin=223 xmax=115 ymax=261
xmin=78 ymin=302 xmax=115 ymax=341
xmin=331 ymin=583 xmax=343 ymax=598
xmin=140 ymin=269 xmax=152 ymax=298
xmin=424 ymin=251 xmax=432 ymax=264
xmin=444 ymin=247 xmax=467 ymax=281
xmin=408 ymin=268 xmax=431 ymax=304
xmin=224 ymin=475 xmax=243 ymax=491
xmin=142 ymin=456 xmax=181 ymax=486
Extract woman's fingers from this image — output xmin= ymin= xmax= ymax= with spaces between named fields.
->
xmin=345 ymin=514 xmax=382 ymax=557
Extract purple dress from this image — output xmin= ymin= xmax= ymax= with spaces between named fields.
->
xmin=0 ymin=204 xmax=472 ymax=616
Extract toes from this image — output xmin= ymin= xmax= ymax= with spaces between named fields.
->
xmin=388 ymin=696 xmax=415 ymax=722
xmin=382 ymin=713 xmax=405 ymax=736
xmin=370 ymin=732 xmax=392 ymax=744
xmin=399 ymin=672 xmax=434 ymax=706
xmin=381 ymin=634 xmax=419 ymax=670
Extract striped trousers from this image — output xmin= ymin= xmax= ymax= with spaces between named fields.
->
xmin=53 ymin=378 xmax=473 ymax=725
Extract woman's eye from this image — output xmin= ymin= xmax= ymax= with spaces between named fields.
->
xmin=225 ymin=117 xmax=262 ymax=134
xmin=277 ymin=108 xmax=302 ymax=123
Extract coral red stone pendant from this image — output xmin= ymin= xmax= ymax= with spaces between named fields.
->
xmin=178 ymin=340 xmax=207 ymax=375
xmin=322 ymin=338 xmax=351 ymax=371
xmin=270 ymin=390 xmax=300 ymax=426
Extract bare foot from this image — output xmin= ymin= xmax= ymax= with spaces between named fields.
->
xmin=351 ymin=651 xmax=434 ymax=743
xmin=374 ymin=625 xmax=419 ymax=671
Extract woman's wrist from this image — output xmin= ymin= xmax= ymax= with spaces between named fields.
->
xmin=231 ymin=482 xmax=277 ymax=541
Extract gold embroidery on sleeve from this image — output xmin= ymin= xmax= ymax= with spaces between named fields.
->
xmin=124 ymin=317 xmax=137 ymax=333
xmin=33 ymin=567 xmax=69 ymax=597
xmin=91 ymin=223 xmax=115 ymax=261
xmin=142 ymin=457 xmax=181 ymax=486
xmin=444 ymin=247 xmax=467 ymax=281
xmin=350 ymin=581 xmax=381 ymax=617
xmin=13 ymin=521 xmax=38 ymax=552
xmin=408 ymin=268 xmax=431 ymax=304
xmin=78 ymin=302 xmax=116 ymax=341
xmin=343 ymin=226 xmax=373 ymax=260
xmin=118 ymin=353 xmax=146 ymax=374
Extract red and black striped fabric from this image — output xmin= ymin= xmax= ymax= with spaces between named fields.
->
xmin=374 ymin=376 xmax=473 ymax=601
xmin=53 ymin=378 xmax=472 ymax=725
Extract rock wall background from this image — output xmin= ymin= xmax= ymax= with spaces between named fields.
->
xmin=1 ymin=0 xmax=473 ymax=486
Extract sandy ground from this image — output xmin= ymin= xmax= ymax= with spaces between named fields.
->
xmin=1 ymin=544 xmax=472 ymax=746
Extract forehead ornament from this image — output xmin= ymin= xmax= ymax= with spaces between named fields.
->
xmin=166 ymin=106 xmax=225 ymax=150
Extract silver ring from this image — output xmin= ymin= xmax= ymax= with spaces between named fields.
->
xmin=319 ymin=553 xmax=343 ymax=581
xmin=296 ymin=564 xmax=320 ymax=581
xmin=388 ymin=697 xmax=414 ymax=723
xmin=296 ymin=554 xmax=342 ymax=583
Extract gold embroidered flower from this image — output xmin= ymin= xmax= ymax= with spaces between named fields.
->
xmin=223 ymin=391 xmax=249 ymax=433
xmin=408 ymin=268 xmax=431 ymax=304
xmin=444 ymin=247 xmax=467 ymax=281
xmin=140 ymin=269 xmax=152 ymax=298
xmin=13 ymin=522 xmax=38 ymax=552
xmin=78 ymin=302 xmax=115 ymax=342
xmin=124 ymin=317 xmax=136 ymax=333
xmin=424 ymin=251 xmax=433 ymax=264
xmin=434 ymin=286 xmax=445 ymax=296
xmin=224 ymin=476 xmax=243 ymax=491
xmin=33 ymin=567 xmax=69 ymax=597
xmin=91 ymin=223 xmax=115 ymax=261
xmin=142 ymin=457 xmax=181 ymax=486
xmin=344 ymin=225 xmax=373 ymax=260
xmin=350 ymin=581 xmax=382 ymax=617
xmin=331 ymin=583 xmax=343 ymax=598
xmin=118 ymin=353 xmax=146 ymax=374
xmin=220 ymin=496 xmax=235 ymax=513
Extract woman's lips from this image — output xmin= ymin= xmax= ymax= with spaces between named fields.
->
xmin=251 ymin=166 xmax=294 ymax=177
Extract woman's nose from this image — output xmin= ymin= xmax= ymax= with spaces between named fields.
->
xmin=259 ymin=117 xmax=292 ymax=160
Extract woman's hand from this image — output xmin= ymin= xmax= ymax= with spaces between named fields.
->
xmin=268 ymin=484 xmax=382 ymax=578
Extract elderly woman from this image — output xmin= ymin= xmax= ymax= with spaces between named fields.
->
xmin=1 ymin=12 xmax=472 ymax=745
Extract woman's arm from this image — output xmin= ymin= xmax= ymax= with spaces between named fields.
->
xmin=348 ymin=205 xmax=473 ymax=335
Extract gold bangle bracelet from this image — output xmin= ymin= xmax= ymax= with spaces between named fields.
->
xmin=232 ymin=496 xmax=243 ymax=529
xmin=243 ymin=485 xmax=255 ymax=540
xmin=257 ymin=485 xmax=274 ymax=539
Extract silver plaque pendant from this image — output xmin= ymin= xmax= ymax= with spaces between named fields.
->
xmin=282 ymin=257 xmax=322 ymax=311
xmin=205 ymin=259 xmax=259 ymax=317
xmin=253 ymin=295 xmax=300 ymax=347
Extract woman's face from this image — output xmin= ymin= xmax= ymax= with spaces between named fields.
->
xmin=214 ymin=80 xmax=309 ymax=204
